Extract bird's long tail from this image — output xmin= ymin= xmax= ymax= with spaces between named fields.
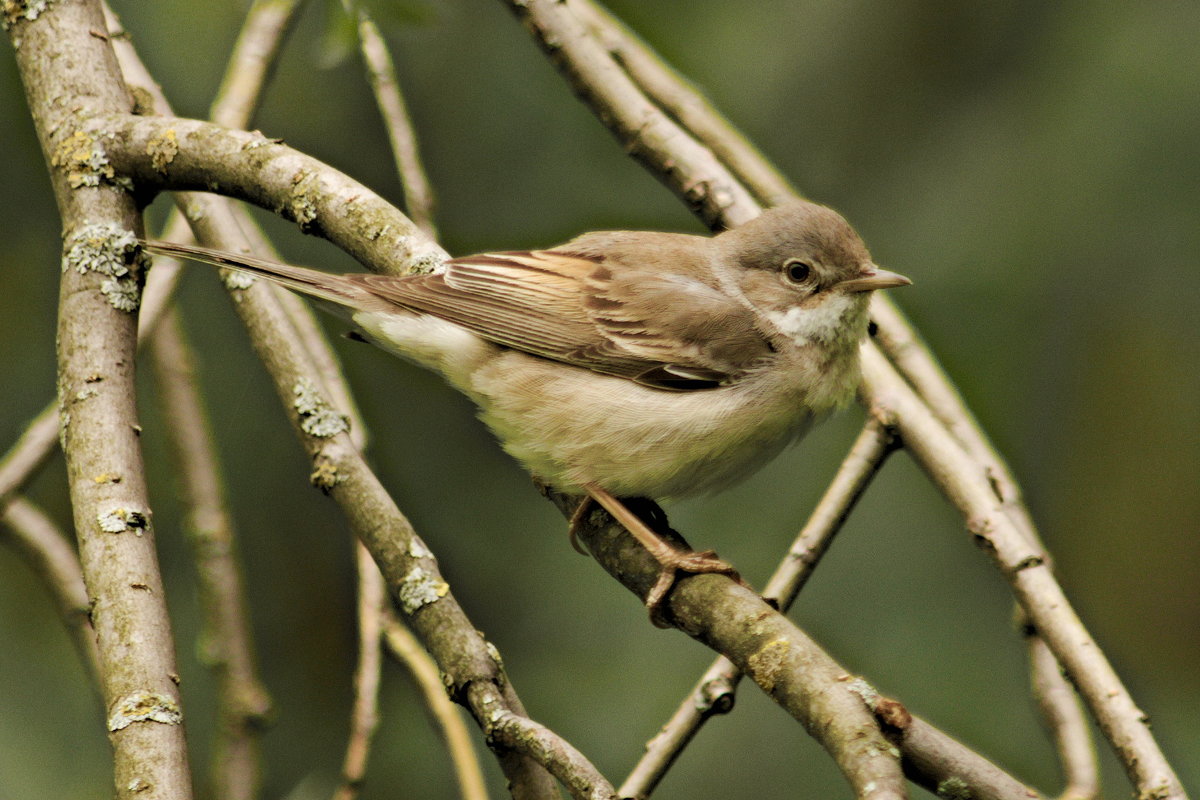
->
xmin=140 ymin=240 xmax=370 ymax=309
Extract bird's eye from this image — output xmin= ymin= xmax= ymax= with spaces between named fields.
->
xmin=783 ymin=259 xmax=812 ymax=284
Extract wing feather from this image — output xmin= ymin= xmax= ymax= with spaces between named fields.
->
xmin=351 ymin=248 xmax=773 ymax=390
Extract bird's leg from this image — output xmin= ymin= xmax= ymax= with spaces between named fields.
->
xmin=582 ymin=482 xmax=740 ymax=627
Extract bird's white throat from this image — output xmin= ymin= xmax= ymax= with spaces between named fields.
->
xmin=766 ymin=293 xmax=865 ymax=346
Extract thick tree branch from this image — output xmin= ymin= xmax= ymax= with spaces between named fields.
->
xmin=8 ymin=0 xmax=193 ymax=796
xmin=547 ymin=489 xmax=908 ymax=800
xmin=97 ymin=113 xmax=443 ymax=277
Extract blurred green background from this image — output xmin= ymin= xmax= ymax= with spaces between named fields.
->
xmin=1 ymin=1 xmax=1196 ymax=798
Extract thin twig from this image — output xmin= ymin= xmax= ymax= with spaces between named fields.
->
xmin=500 ymin=0 xmax=759 ymax=228
xmin=0 ymin=404 xmax=60 ymax=508
xmin=208 ymin=0 xmax=304 ymax=129
xmin=859 ymin=342 xmax=1185 ymax=800
xmin=874 ymin=698 xmax=1045 ymax=800
xmin=1026 ymin=627 xmax=1099 ymax=800
xmin=761 ymin=418 xmax=898 ymax=607
xmin=10 ymin=0 xmax=195 ymax=795
xmin=473 ymin=683 xmax=615 ymax=800
xmin=0 ymin=497 xmax=102 ymax=691
xmin=571 ymin=0 xmax=794 ymax=208
xmin=333 ymin=544 xmax=387 ymax=800
xmin=619 ymin=419 xmax=896 ymax=798
xmin=150 ymin=308 xmax=273 ymax=800
xmin=382 ymin=612 xmax=490 ymax=800
xmin=340 ymin=19 xmax=443 ymax=789
xmin=353 ymin=8 xmax=438 ymax=238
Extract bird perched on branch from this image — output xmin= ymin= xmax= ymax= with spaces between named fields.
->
xmin=144 ymin=200 xmax=909 ymax=625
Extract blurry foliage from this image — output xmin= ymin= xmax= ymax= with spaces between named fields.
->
xmin=1 ymin=1 xmax=1196 ymax=798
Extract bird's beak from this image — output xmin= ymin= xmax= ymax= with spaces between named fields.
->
xmin=838 ymin=264 xmax=912 ymax=293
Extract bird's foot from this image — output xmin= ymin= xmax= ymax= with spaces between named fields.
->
xmin=581 ymin=482 xmax=744 ymax=628
xmin=643 ymin=547 xmax=741 ymax=628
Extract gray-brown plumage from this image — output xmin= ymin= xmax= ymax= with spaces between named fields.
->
xmin=144 ymin=201 xmax=910 ymax=623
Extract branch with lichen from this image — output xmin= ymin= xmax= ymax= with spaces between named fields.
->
xmin=7 ymin=1 xmax=194 ymax=797
xmin=542 ymin=487 xmax=909 ymax=800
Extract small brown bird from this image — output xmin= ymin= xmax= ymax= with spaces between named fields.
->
xmin=145 ymin=201 xmax=909 ymax=624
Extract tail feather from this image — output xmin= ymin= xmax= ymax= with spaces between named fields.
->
xmin=140 ymin=240 xmax=371 ymax=309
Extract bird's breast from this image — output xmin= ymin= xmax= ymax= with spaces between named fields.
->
xmin=468 ymin=346 xmax=860 ymax=500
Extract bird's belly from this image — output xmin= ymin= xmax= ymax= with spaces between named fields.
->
xmin=470 ymin=353 xmax=822 ymax=500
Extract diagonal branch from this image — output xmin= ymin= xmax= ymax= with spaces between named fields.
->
xmin=859 ymin=343 xmax=1184 ymax=800
xmin=571 ymin=0 xmax=794 ymax=208
xmin=0 ymin=496 xmax=102 ymax=691
xmin=382 ymin=611 xmax=490 ymax=800
xmin=150 ymin=307 xmax=273 ymax=800
xmin=104 ymin=36 xmax=611 ymax=793
xmin=619 ymin=419 xmax=896 ymax=798
xmin=350 ymin=6 xmax=438 ymax=238
xmin=501 ymin=0 xmax=758 ymax=227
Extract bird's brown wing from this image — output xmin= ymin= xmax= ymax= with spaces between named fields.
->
xmin=351 ymin=249 xmax=774 ymax=390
